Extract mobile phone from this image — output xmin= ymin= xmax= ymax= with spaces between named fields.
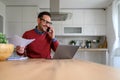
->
xmin=47 ymin=27 xmax=50 ymax=32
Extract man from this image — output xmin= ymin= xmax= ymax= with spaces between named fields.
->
xmin=16 ymin=11 xmax=59 ymax=59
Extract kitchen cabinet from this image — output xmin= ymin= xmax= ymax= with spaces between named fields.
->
xmin=84 ymin=10 xmax=106 ymax=25
xmin=57 ymin=9 xmax=106 ymax=36
xmin=60 ymin=9 xmax=84 ymax=36
xmin=22 ymin=7 xmax=37 ymax=22
xmin=73 ymin=48 xmax=108 ymax=65
xmin=7 ymin=6 xmax=37 ymax=22
xmin=64 ymin=27 xmax=82 ymax=34
xmin=52 ymin=21 xmax=63 ymax=35
xmin=6 ymin=7 xmax=22 ymax=22
xmin=84 ymin=9 xmax=106 ymax=35
xmin=6 ymin=6 xmax=37 ymax=36
xmin=83 ymin=24 xmax=106 ymax=36
xmin=6 ymin=22 xmax=22 ymax=36
xmin=63 ymin=27 xmax=82 ymax=36
xmin=72 ymin=10 xmax=84 ymax=25
xmin=6 ymin=7 xmax=106 ymax=36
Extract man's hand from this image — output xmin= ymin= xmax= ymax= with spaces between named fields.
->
xmin=16 ymin=46 xmax=25 ymax=54
xmin=47 ymin=26 xmax=55 ymax=39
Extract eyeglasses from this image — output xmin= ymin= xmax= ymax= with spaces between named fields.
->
xmin=40 ymin=18 xmax=52 ymax=25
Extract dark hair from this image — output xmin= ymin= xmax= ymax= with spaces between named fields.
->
xmin=38 ymin=11 xmax=51 ymax=19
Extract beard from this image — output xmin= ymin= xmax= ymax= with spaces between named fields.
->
xmin=38 ymin=24 xmax=47 ymax=32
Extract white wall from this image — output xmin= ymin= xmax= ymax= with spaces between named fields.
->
xmin=106 ymin=5 xmax=115 ymax=65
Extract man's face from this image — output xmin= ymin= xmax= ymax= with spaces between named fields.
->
xmin=37 ymin=15 xmax=52 ymax=32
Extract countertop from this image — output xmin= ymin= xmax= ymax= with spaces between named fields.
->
xmin=0 ymin=59 xmax=120 ymax=80
xmin=78 ymin=48 xmax=108 ymax=51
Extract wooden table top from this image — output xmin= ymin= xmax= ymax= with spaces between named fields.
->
xmin=0 ymin=59 xmax=120 ymax=80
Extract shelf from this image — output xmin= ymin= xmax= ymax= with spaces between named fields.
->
xmin=55 ymin=34 xmax=106 ymax=37
xmin=78 ymin=48 xmax=108 ymax=52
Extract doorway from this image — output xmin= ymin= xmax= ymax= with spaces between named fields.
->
xmin=0 ymin=15 xmax=3 ymax=33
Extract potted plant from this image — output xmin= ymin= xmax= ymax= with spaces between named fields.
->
xmin=69 ymin=40 xmax=76 ymax=45
xmin=0 ymin=32 xmax=14 ymax=61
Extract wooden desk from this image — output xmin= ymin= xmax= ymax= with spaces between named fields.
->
xmin=0 ymin=59 xmax=120 ymax=80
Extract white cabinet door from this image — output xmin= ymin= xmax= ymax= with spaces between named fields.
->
xmin=95 ymin=25 xmax=106 ymax=35
xmin=22 ymin=22 xmax=37 ymax=33
xmin=83 ymin=24 xmax=106 ymax=36
xmin=72 ymin=10 xmax=84 ymax=25
xmin=83 ymin=25 xmax=96 ymax=35
xmin=6 ymin=7 xmax=22 ymax=36
xmin=22 ymin=7 xmax=37 ymax=22
xmin=22 ymin=6 xmax=37 ymax=33
xmin=6 ymin=22 xmax=22 ymax=37
xmin=84 ymin=9 xmax=106 ymax=35
xmin=94 ymin=13 xmax=106 ymax=25
xmin=6 ymin=6 xmax=38 ymax=36
xmin=74 ymin=51 xmax=106 ymax=65
xmin=52 ymin=21 xmax=63 ymax=36
xmin=6 ymin=7 xmax=22 ymax=22
xmin=84 ymin=10 xmax=106 ymax=24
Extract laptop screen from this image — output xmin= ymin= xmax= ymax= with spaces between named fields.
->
xmin=53 ymin=45 xmax=79 ymax=59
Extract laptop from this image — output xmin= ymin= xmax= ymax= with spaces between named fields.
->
xmin=53 ymin=45 xmax=79 ymax=59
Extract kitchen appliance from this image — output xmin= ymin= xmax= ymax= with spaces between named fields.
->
xmin=50 ymin=0 xmax=72 ymax=21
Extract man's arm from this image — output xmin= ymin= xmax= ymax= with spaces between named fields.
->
xmin=51 ymin=38 xmax=59 ymax=52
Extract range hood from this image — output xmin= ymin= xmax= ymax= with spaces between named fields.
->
xmin=50 ymin=0 xmax=72 ymax=21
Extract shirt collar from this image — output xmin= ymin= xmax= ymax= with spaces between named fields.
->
xmin=34 ymin=26 xmax=45 ymax=34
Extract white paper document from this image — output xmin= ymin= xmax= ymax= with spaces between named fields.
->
xmin=8 ymin=35 xmax=35 ymax=47
xmin=7 ymin=56 xmax=28 ymax=60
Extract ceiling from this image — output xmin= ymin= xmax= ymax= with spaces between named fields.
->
xmin=0 ymin=0 xmax=113 ymax=9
